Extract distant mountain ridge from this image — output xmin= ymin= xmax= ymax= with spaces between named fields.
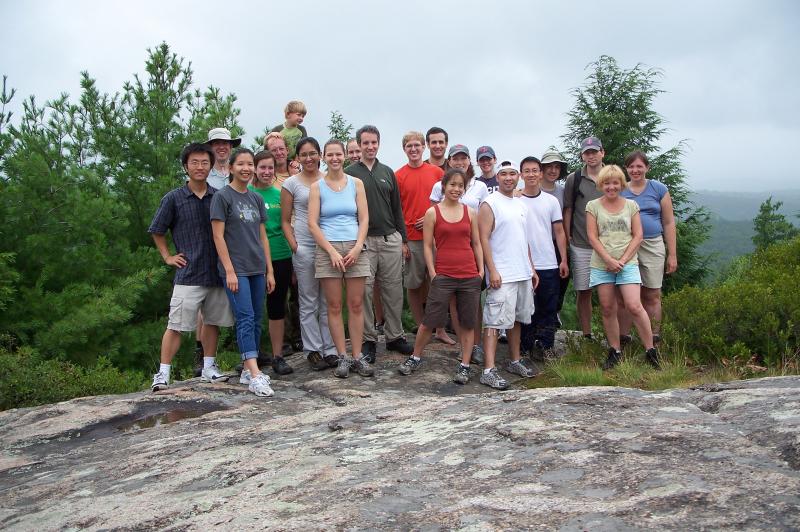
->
xmin=689 ymin=189 xmax=800 ymax=221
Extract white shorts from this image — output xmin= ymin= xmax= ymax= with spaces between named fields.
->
xmin=483 ymin=280 xmax=534 ymax=330
xmin=570 ymin=246 xmax=593 ymax=291
xmin=167 ymin=285 xmax=234 ymax=332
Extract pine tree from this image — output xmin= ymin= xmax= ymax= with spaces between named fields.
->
xmin=752 ymin=197 xmax=799 ymax=250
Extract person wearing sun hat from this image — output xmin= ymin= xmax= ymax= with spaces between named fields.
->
xmin=205 ymin=127 xmax=242 ymax=190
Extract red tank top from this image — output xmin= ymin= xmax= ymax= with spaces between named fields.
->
xmin=434 ymin=204 xmax=479 ymax=278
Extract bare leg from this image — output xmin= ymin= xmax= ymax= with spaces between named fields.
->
xmin=243 ymin=358 xmax=262 ymax=377
xmin=458 ymin=326 xmax=475 ymax=365
xmin=159 ymin=329 xmax=183 ymax=364
xmin=641 ymin=287 xmax=662 ymax=335
xmin=616 ymin=288 xmax=633 ymax=337
xmin=411 ymin=323 xmax=435 ymax=357
xmin=407 ymin=286 xmax=426 ymax=326
xmin=268 ymin=319 xmax=285 ymax=359
xmin=576 ymin=289 xmax=593 ymax=335
xmin=506 ymin=322 xmax=522 ymax=362
xmin=321 ymin=278 xmax=347 ymax=356
xmin=200 ymin=324 xmax=219 ymax=357
xmin=596 ymin=284 xmax=620 ymax=350
xmin=483 ymin=328 xmax=500 ymax=369
xmin=472 ymin=305 xmax=483 ymax=346
xmin=345 ymin=277 xmax=366 ymax=359
xmin=619 ymin=284 xmax=654 ymax=349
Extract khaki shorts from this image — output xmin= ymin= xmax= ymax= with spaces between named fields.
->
xmin=167 ymin=285 xmax=234 ymax=332
xmin=403 ymin=240 xmax=427 ymax=289
xmin=483 ymin=280 xmax=534 ymax=330
xmin=638 ymin=236 xmax=666 ymax=289
xmin=314 ymin=241 xmax=371 ymax=279
xmin=570 ymin=246 xmax=593 ymax=291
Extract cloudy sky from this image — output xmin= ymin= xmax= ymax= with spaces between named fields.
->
xmin=1 ymin=0 xmax=797 ymax=192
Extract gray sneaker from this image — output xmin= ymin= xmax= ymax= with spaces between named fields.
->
xmin=479 ymin=367 xmax=508 ymax=390
xmin=398 ymin=356 xmax=422 ymax=376
xmin=453 ymin=364 xmax=470 ymax=385
xmin=353 ymin=356 xmax=375 ymax=377
xmin=334 ymin=356 xmax=353 ymax=378
xmin=201 ymin=363 xmax=229 ymax=383
xmin=505 ymin=359 xmax=537 ymax=378
xmin=470 ymin=345 xmax=485 ymax=365
xmin=151 ymin=371 xmax=169 ymax=392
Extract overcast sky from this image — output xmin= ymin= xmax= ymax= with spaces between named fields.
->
xmin=1 ymin=0 xmax=797 ymax=192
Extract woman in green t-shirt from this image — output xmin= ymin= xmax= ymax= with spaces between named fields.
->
xmin=586 ymin=165 xmax=659 ymax=370
xmin=248 ymin=150 xmax=295 ymax=376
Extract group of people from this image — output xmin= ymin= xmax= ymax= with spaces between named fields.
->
xmin=149 ymin=99 xmax=678 ymax=397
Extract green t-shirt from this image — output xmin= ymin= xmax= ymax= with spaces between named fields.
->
xmin=248 ymin=185 xmax=292 ymax=261
xmin=586 ymin=198 xmax=640 ymax=269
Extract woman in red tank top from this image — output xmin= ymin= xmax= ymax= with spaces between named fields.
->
xmin=396 ymin=169 xmax=485 ymax=384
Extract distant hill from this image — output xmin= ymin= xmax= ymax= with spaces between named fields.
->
xmin=689 ymin=189 xmax=800 ymax=221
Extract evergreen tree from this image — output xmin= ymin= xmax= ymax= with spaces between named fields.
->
xmin=561 ymin=55 xmax=709 ymax=290
xmin=752 ymin=197 xmax=799 ymax=250
xmin=328 ymin=110 xmax=353 ymax=144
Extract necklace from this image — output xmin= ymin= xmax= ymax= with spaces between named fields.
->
xmin=326 ymin=175 xmax=346 ymax=192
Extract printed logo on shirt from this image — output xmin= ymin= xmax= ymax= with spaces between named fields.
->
xmin=237 ymin=201 xmax=259 ymax=222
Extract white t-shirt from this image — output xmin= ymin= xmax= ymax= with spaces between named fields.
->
xmin=483 ymin=193 xmax=532 ymax=283
xmin=430 ymin=178 xmax=489 ymax=211
xmin=520 ymin=190 xmax=562 ymax=270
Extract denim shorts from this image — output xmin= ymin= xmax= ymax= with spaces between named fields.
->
xmin=589 ymin=263 xmax=642 ymax=287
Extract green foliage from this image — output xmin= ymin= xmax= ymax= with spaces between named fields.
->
xmin=0 ymin=43 xmax=244 ymax=409
xmin=664 ymin=236 xmax=800 ymax=367
xmin=328 ymin=110 xmax=353 ymax=144
xmin=752 ymin=196 xmax=799 ymax=251
xmin=561 ymin=55 xmax=710 ymax=290
xmin=0 ymin=339 xmax=145 ymax=411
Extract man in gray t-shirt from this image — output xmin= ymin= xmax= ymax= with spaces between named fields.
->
xmin=562 ymin=137 xmax=605 ymax=338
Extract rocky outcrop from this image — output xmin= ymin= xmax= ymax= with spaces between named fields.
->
xmin=0 ymin=340 xmax=798 ymax=530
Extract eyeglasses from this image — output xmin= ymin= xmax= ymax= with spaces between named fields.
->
xmin=187 ymin=160 xmax=211 ymax=168
xmin=298 ymin=151 xmax=319 ymax=159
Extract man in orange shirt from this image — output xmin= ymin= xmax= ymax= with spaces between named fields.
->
xmin=396 ymin=131 xmax=454 ymax=344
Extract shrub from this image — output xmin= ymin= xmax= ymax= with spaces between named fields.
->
xmin=664 ymin=236 xmax=800 ymax=366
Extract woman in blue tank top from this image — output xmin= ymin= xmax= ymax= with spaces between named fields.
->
xmin=618 ymin=151 xmax=678 ymax=346
xmin=308 ymin=139 xmax=373 ymax=380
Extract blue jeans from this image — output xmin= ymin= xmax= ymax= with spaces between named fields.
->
xmin=224 ymin=274 xmax=265 ymax=361
xmin=521 ymin=269 xmax=560 ymax=350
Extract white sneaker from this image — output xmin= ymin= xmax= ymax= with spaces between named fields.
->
xmin=151 ymin=371 xmax=169 ymax=391
xmin=248 ymin=373 xmax=274 ymax=397
xmin=201 ymin=363 xmax=229 ymax=383
xmin=239 ymin=369 xmax=251 ymax=385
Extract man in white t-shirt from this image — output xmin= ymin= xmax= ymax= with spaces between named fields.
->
xmin=478 ymin=160 xmax=539 ymax=389
xmin=518 ymin=156 xmax=569 ymax=359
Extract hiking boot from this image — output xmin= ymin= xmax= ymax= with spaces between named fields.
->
xmin=620 ymin=334 xmax=633 ymax=348
xmin=151 ymin=371 xmax=169 ymax=392
xmin=323 ymin=354 xmax=340 ymax=368
xmin=505 ymin=359 xmax=537 ymax=378
xmin=362 ymin=341 xmax=377 ymax=364
xmin=256 ymin=352 xmax=274 ymax=368
xmin=239 ymin=369 xmax=252 ymax=385
xmin=453 ymin=364 xmax=470 ymax=385
xmin=470 ymin=345 xmax=485 ymax=365
xmin=248 ymin=373 xmax=274 ymax=397
xmin=645 ymin=347 xmax=661 ymax=369
xmin=498 ymin=330 xmax=508 ymax=344
xmin=272 ymin=356 xmax=294 ymax=376
xmin=480 ymin=367 xmax=508 ymax=390
xmin=201 ymin=363 xmax=229 ymax=383
xmin=334 ymin=356 xmax=353 ymax=378
xmin=602 ymin=348 xmax=623 ymax=370
xmin=398 ymin=356 xmax=422 ymax=376
xmin=353 ymin=357 xmax=375 ymax=377
xmin=307 ymin=351 xmax=329 ymax=371
xmin=386 ymin=337 xmax=413 ymax=355
xmin=193 ymin=345 xmax=203 ymax=377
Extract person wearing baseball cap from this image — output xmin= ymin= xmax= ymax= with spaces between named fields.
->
xmin=205 ymin=127 xmax=242 ymax=190
xmin=563 ymin=136 xmax=605 ymax=339
xmin=476 ymin=145 xmax=499 ymax=194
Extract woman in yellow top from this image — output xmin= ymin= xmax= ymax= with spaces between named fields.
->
xmin=586 ymin=165 xmax=659 ymax=370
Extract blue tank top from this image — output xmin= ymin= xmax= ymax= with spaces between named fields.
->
xmin=621 ymin=179 xmax=668 ymax=239
xmin=319 ymin=176 xmax=359 ymax=241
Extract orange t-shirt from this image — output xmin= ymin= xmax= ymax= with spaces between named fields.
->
xmin=396 ymin=163 xmax=444 ymax=241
